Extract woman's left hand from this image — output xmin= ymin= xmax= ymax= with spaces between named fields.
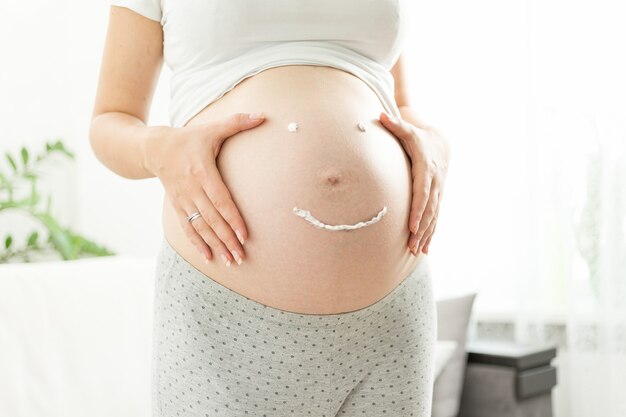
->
xmin=379 ymin=108 xmax=451 ymax=256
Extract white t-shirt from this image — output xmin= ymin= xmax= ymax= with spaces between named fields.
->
xmin=109 ymin=0 xmax=410 ymax=128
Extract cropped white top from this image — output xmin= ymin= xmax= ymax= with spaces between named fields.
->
xmin=109 ymin=0 xmax=410 ymax=128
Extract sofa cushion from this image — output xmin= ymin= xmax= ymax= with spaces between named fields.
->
xmin=431 ymin=292 xmax=477 ymax=417
xmin=0 ymin=256 xmax=156 ymax=417
xmin=434 ymin=340 xmax=458 ymax=381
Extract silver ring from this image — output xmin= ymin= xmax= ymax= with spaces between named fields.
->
xmin=186 ymin=211 xmax=202 ymax=222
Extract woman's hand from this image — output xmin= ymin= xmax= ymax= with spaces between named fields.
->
xmin=147 ymin=112 xmax=266 ymax=267
xmin=379 ymin=109 xmax=451 ymax=256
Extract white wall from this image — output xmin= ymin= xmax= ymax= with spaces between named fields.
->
xmin=3 ymin=0 xmax=621 ymax=313
xmin=0 ymin=0 xmax=171 ymax=258
xmin=403 ymin=0 xmax=532 ymax=306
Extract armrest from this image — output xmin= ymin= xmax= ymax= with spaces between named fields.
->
xmin=457 ymin=340 xmax=558 ymax=417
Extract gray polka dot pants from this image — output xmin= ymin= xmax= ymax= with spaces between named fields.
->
xmin=152 ymin=238 xmax=437 ymax=416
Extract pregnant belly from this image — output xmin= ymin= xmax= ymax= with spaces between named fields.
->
xmin=162 ymin=65 xmax=426 ymax=314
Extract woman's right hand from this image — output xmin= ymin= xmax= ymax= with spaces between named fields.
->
xmin=148 ymin=112 xmax=266 ymax=267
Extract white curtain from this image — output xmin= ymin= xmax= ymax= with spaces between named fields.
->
xmin=517 ymin=107 xmax=626 ymax=417
xmin=498 ymin=1 xmax=626 ymax=416
xmin=406 ymin=0 xmax=626 ymax=415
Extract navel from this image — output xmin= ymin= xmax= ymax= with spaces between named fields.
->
xmin=325 ymin=174 xmax=341 ymax=186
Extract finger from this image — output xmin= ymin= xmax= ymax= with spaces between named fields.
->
xmin=425 ymin=198 xmax=441 ymax=251
xmin=173 ymin=203 xmax=213 ymax=262
xmin=213 ymin=112 xmax=266 ymax=143
xmin=422 ymin=217 xmax=438 ymax=254
xmin=190 ymin=211 xmax=237 ymax=268
xmin=423 ymin=183 xmax=445 ymax=254
xmin=418 ymin=215 xmax=438 ymax=255
xmin=408 ymin=180 xmax=439 ymax=254
xmin=179 ymin=197 xmax=236 ymax=267
xmin=422 ymin=227 xmax=436 ymax=255
xmin=201 ymin=160 xmax=249 ymax=248
xmin=379 ymin=112 xmax=412 ymax=139
xmin=193 ymin=191 xmax=245 ymax=265
xmin=415 ymin=184 xmax=440 ymax=248
xmin=409 ymin=166 xmax=434 ymax=234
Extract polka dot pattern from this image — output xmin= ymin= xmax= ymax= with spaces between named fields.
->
xmin=151 ymin=238 xmax=437 ymax=416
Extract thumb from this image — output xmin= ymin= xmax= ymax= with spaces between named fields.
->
xmin=379 ymin=111 xmax=415 ymax=148
xmin=379 ymin=111 xmax=410 ymax=138
xmin=215 ymin=112 xmax=266 ymax=141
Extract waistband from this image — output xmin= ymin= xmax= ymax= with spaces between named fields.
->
xmin=160 ymin=237 xmax=430 ymax=329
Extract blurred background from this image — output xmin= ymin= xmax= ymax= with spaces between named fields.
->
xmin=1 ymin=0 xmax=624 ymax=416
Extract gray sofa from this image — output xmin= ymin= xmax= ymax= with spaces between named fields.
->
xmin=433 ymin=293 xmax=558 ymax=417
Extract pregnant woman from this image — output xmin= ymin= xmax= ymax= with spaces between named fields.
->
xmin=90 ymin=1 xmax=451 ymax=416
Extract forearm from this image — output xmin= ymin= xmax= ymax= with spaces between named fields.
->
xmin=89 ymin=111 xmax=171 ymax=179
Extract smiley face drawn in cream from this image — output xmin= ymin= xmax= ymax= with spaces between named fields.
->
xmin=292 ymin=206 xmax=388 ymax=231
xmin=287 ymin=121 xmax=378 ymax=231
xmin=288 ymin=119 xmax=382 ymax=230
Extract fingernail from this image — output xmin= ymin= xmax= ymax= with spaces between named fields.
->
xmin=230 ymin=249 xmax=243 ymax=266
xmin=235 ymin=229 xmax=245 ymax=245
xmin=249 ymin=112 xmax=264 ymax=120
xmin=386 ymin=112 xmax=396 ymax=122
xmin=220 ymin=253 xmax=231 ymax=267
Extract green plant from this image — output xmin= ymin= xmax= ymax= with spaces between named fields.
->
xmin=0 ymin=140 xmax=115 ymax=263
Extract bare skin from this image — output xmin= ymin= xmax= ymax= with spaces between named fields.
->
xmin=91 ymin=7 xmax=450 ymax=314
xmin=161 ymin=63 xmax=425 ymax=313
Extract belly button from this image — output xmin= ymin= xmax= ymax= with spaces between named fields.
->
xmin=319 ymin=168 xmax=352 ymax=188
xmin=292 ymin=206 xmax=388 ymax=231
xmin=326 ymin=175 xmax=341 ymax=186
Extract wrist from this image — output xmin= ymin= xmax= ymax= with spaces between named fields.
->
xmin=397 ymin=105 xmax=451 ymax=156
xmin=140 ymin=125 xmax=176 ymax=177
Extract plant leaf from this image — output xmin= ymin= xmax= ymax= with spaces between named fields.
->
xmin=21 ymin=147 xmax=29 ymax=166
xmin=65 ymin=230 xmax=116 ymax=257
xmin=23 ymin=171 xmax=38 ymax=180
xmin=0 ymin=170 xmax=9 ymax=188
xmin=27 ymin=231 xmax=38 ymax=246
xmin=5 ymin=153 xmax=17 ymax=172
xmin=58 ymin=143 xmax=74 ymax=159
xmin=28 ymin=182 xmax=41 ymax=206
xmin=34 ymin=212 xmax=73 ymax=260
xmin=4 ymin=234 xmax=12 ymax=249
